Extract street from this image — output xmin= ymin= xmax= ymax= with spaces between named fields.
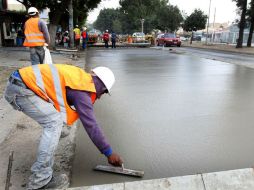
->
xmin=180 ymin=47 xmax=254 ymax=68
xmin=71 ymin=48 xmax=254 ymax=187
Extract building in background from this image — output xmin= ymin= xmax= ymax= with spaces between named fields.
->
xmin=0 ymin=0 xmax=26 ymax=46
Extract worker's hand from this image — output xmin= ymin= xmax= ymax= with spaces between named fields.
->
xmin=107 ymin=152 xmax=123 ymax=167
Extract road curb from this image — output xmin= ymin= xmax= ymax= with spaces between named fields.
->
xmin=67 ymin=168 xmax=254 ymax=190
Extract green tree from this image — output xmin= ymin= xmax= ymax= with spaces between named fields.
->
xmin=156 ymin=2 xmax=183 ymax=32
xmin=182 ymin=9 xmax=207 ymax=44
xmin=233 ymin=0 xmax=248 ymax=48
xmin=182 ymin=9 xmax=207 ymax=32
xmin=112 ymin=19 xmax=122 ymax=33
xmin=119 ymin=0 xmax=183 ymax=34
xmin=94 ymin=8 xmax=122 ymax=32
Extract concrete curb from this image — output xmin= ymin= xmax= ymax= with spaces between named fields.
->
xmin=68 ymin=168 xmax=254 ymax=190
xmin=182 ymin=44 xmax=254 ymax=56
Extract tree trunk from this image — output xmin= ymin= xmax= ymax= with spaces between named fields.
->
xmin=236 ymin=0 xmax=248 ymax=48
xmin=48 ymin=10 xmax=62 ymax=49
xmin=247 ymin=22 xmax=254 ymax=47
xmin=247 ymin=0 xmax=254 ymax=47
xmin=49 ymin=24 xmax=57 ymax=49
xmin=190 ymin=31 xmax=193 ymax=44
xmin=68 ymin=0 xmax=74 ymax=48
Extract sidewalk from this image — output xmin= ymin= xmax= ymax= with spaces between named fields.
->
xmin=182 ymin=41 xmax=254 ymax=55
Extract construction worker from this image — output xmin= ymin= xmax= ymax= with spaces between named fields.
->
xmin=23 ymin=7 xmax=50 ymax=65
xmin=4 ymin=64 xmax=123 ymax=189
xmin=81 ymin=26 xmax=89 ymax=50
xmin=73 ymin=25 xmax=81 ymax=49
xmin=103 ymin=30 xmax=110 ymax=48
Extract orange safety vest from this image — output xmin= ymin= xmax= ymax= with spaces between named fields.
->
xmin=23 ymin=18 xmax=45 ymax=47
xmin=73 ymin=28 xmax=81 ymax=40
xmin=19 ymin=64 xmax=97 ymax=125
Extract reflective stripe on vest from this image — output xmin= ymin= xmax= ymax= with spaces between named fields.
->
xmin=19 ymin=64 xmax=97 ymax=125
xmin=23 ymin=18 xmax=45 ymax=47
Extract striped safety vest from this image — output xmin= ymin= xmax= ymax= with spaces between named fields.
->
xmin=23 ymin=17 xmax=45 ymax=47
xmin=19 ymin=64 xmax=97 ymax=125
xmin=73 ymin=28 xmax=81 ymax=39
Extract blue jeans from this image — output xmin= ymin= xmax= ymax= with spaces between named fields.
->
xmin=4 ymin=80 xmax=64 ymax=189
xmin=30 ymin=46 xmax=45 ymax=65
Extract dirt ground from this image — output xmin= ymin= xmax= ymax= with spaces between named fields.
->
xmin=0 ymin=48 xmax=86 ymax=190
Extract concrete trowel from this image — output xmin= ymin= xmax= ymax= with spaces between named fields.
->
xmin=94 ymin=164 xmax=144 ymax=177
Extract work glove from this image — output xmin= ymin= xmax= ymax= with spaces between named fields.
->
xmin=107 ymin=152 xmax=123 ymax=167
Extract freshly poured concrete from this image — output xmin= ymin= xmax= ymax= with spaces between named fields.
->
xmin=71 ymin=48 xmax=254 ymax=187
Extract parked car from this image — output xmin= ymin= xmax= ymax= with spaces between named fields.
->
xmin=132 ymin=32 xmax=146 ymax=43
xmin=156 ymin=33 xmax=181 ymax=47
xmin=192 ymin=35 xmax=202 ymax=41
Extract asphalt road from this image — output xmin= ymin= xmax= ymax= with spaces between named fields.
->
xmin=71 ymin=48 xmax=254 ymax=187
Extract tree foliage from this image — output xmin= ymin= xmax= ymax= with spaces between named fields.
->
xmin=95 ymin=0 xmax=183 ymax=34
xmin=94 ymin=8 xmax=121 ymax=32
xmin=155 ymin=3 xmax=183 ymax=32
xmin=182 ymin=9 xmax=207 ymax=32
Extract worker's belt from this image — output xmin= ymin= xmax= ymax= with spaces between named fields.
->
xmin=9 ymin=71 xmax=28 ymax=89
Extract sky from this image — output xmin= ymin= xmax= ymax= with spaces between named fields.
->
xmin=9 ymin=0 xmax=239 ymax=24
xmin=87 ymin=0 xmax=239 ymax=24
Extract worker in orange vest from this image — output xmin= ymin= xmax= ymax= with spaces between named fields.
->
xmin=23 ymin=7 xmax=50 ymax=65
xmin=73 ymin=25 xmax=81 ymax=49
xmin=4 ymin=65 xmax=123 ymax=189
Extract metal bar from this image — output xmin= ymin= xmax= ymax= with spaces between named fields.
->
xmin=5 ymin=150 xmax=14 ymax=190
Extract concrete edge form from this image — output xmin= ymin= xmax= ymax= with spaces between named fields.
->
xmin=67 ymin=168 xmax=254 ymax=190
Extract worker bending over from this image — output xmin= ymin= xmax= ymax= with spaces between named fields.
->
xmin=4 ymin=64 xmax=123 ymax=189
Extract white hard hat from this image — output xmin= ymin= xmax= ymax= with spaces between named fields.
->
xmin=28 ymin=7 xmax=39 ymax=15
xmin=92 ymin=67 xmax=115 ymax=94
xmin=106 ymin=30 xmax=108 ymax=32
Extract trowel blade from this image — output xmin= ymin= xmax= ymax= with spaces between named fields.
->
xmin=94 ymin=165 xmax=144 ymax=177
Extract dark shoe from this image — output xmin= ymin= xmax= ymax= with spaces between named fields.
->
xmin=39 ymin=174 xmax=69 ymax=189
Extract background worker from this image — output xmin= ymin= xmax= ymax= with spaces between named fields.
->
xmin=23 ymin=7 xmax=50 ymax=65
xmin=103 ymin=30 xmax=110 ymax=48
xmin=111 ymin=31 xmax=117 ymax=48
xmin=73 ymin=25 xmax=81 ymax=49
xmin=4 ymin=64 xmax=123 ymax=189
xmin=81 ymin=26 xmax=89 ymax=50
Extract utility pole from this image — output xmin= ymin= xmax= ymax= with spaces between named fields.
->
xmin=212 ymin=7 xmax=216 ymax=43
xmin=141 ymin=19 xmax=145 ymax=33
xmin=206 ymin=0 xmax=212 ymax=45
xmin=68 ymin=0 xmax=74 ymax=48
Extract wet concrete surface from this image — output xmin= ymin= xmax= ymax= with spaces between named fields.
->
xmin=71 ymin=48 xmax=254 ymax=187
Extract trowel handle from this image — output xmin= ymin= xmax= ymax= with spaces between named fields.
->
xmin=121 ymin=163 xmax=125 ymax=169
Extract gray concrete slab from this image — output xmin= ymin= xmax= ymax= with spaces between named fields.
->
xmin=68 ymin=183 xmax=124 ymax=190
xmin=203 ymin=168 xmax=254 ymax=190
xmin=68 ymin=168 xmax=254 ymax=190
xmin=72 ymin=48 xmax=254 ymax=187
xmin=124 ymin=175 xmax=204 ymax=190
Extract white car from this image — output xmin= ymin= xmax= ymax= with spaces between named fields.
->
xmin=132 ymin=32 xmax=145 ymax=43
